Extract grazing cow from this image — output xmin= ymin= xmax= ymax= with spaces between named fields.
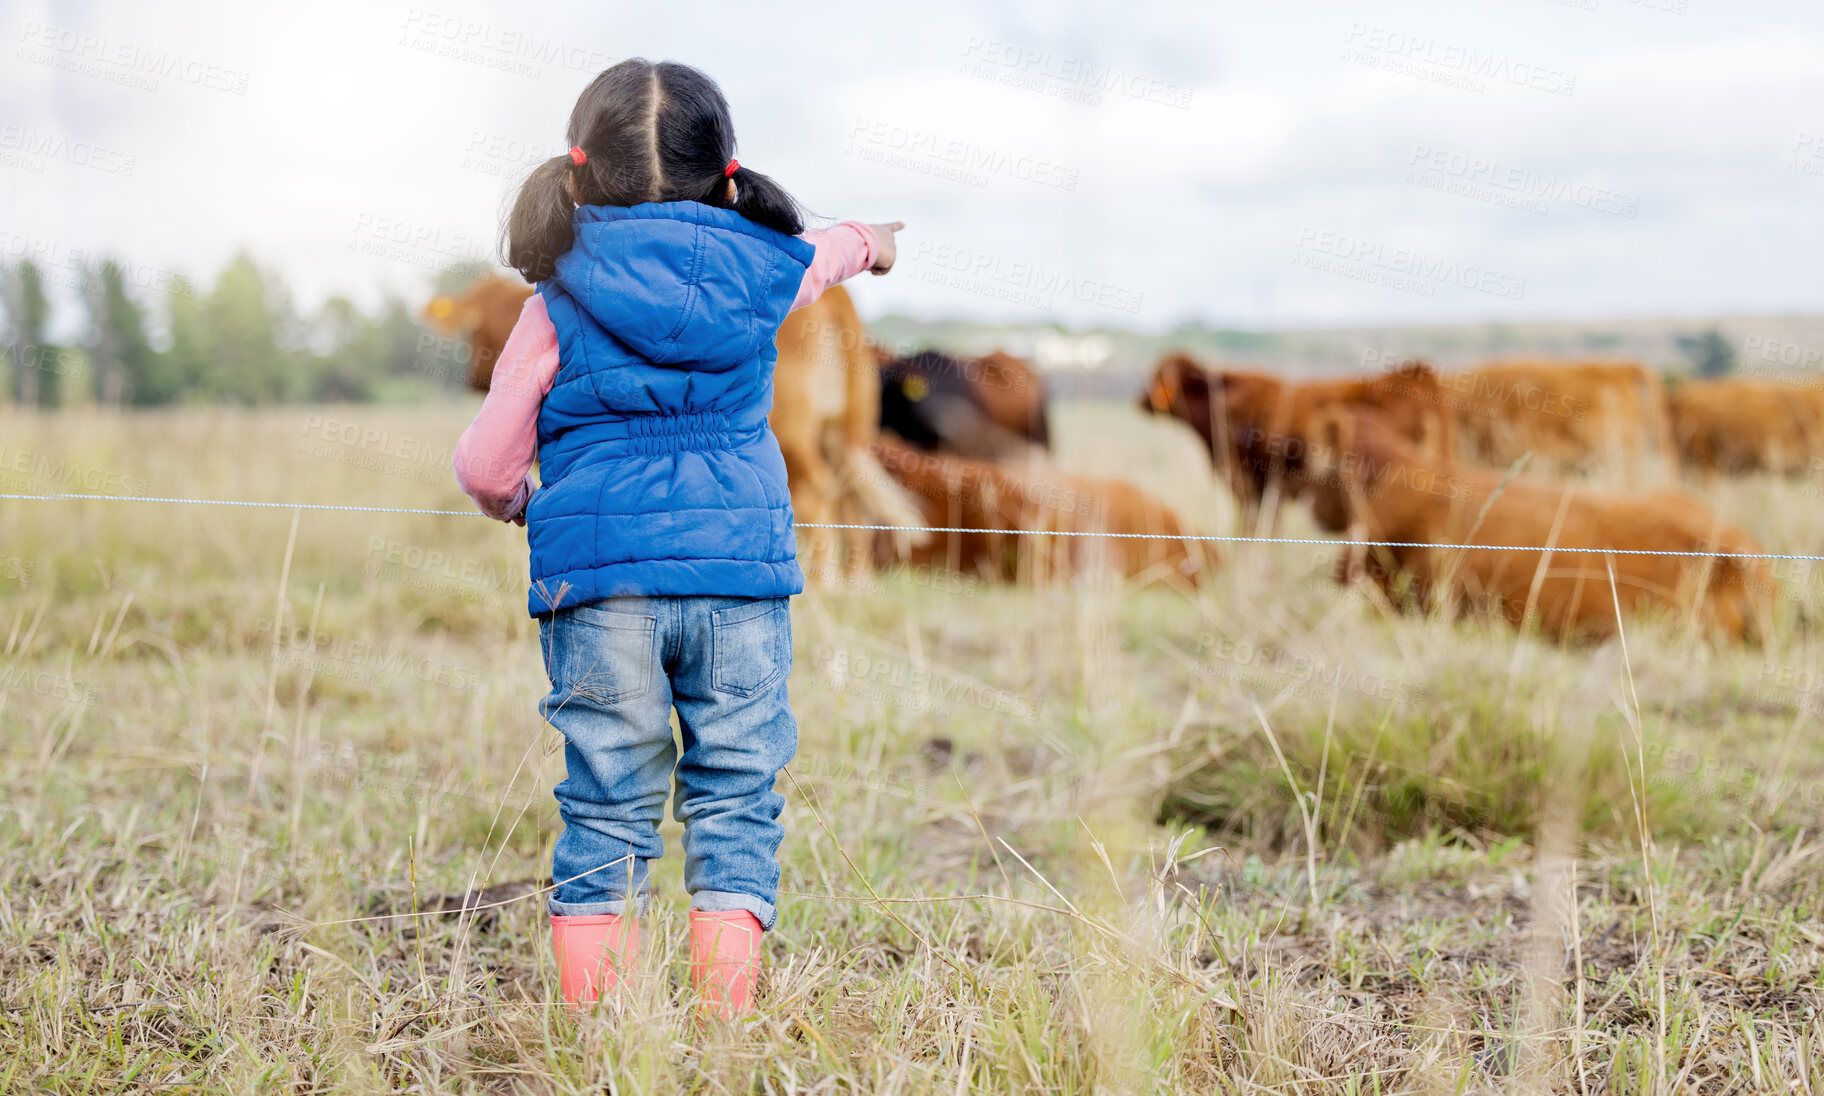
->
xmin=422 ymin=276 xmax=535 ymax=391
xmin=873 ymin=438 xmax=1217 ymax=587
xmin=879 ymin=349 xmax=1050 ymax=460
xmin=1667 ymin=376 xmax=1824 ymax=476
xmin=1441 ymin=360 xmax=1675 ymax=484
xmin=1303 ymin=407 xmax=1775 ymax=643
xmin=1138 ymin=352 xmax=1456 ymax=524
xmin=772 ymin=285 xmax=929 ymax=583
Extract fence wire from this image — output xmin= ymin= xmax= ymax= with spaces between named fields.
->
xmin=4 ymin=490 xmax=1819 ymax=561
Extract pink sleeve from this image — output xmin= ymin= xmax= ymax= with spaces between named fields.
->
xmin=452 ymin=293 xmax=559 ymax=523
xmin=791 ymin=221 xmax=878 ymax=312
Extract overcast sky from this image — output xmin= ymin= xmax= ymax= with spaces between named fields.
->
xmin=5 ymin=0 xmax=1822 ymax=336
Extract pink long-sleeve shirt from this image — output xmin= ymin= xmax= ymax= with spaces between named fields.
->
xmin=453 ymin=221 xmax=878 ymax=523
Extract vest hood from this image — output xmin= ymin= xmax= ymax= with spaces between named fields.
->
xmin=550 ymin=202 xmax=815 ymax=369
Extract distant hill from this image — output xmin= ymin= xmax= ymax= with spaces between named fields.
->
xmin=864 ymin=312 xmax=1824 ymax=400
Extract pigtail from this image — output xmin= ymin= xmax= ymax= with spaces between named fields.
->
xmin=502 ymin=154 xmax=579 ymax=284
xmin=724 ymin=165 xmax=804 ymax=237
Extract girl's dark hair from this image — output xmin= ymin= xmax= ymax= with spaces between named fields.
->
xmin=503 ymin=59 xmax=805 ymax=282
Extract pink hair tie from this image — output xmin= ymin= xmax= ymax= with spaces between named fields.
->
xmin=723 ymin=158 xmax=739 ymax=178
xmin=569 ymin=146 xmax=587 ymax=166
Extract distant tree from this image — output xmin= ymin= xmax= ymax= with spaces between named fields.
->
xmin=157 ymin=253 xmax=302 ymax=404
xmin=203 ymin=253 xmax=298 ymax=404
xmin=306 ymin=296 xmax=378 ymax=401
xmin=1486 ymin=323 xmax=1522 ymax=354
xmin=1678 ymin=329 xmax=1735 ymax=378
xmin=164 ymin=273 xmax=214 ymax=401
xmin=1 ymin=261 xmax=54 ymax=407
xmin=371 ymin=295 xmax=446 ymax=384
xmin=84 ymin=260 xmax=160 ymax=406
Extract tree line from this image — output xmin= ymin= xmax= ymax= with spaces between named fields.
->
xmin=0 ymin=253 xmax=493 ymax=407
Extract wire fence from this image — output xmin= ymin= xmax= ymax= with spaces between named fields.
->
xmin=3 ymin=490 xmax=1819 ymax=561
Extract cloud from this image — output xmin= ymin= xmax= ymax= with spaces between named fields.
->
xmin=4 ymin=0 xmax=1821 ymax=335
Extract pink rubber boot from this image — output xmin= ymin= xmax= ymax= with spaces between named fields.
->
xmin=689 ymin=910 xmax=763 ymax=1019
xmin=550 ymin=913 xmax=640 ymax=1008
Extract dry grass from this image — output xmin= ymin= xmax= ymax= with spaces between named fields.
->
xmin=3 ymin=401 xmax=1824 ymax=1093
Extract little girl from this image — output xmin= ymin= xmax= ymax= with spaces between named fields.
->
xmin=452 ymin=59 xmax=900 ymax=1018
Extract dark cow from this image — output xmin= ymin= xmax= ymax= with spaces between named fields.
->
xmin=879 ymin=349 xmax=1050 ymax=461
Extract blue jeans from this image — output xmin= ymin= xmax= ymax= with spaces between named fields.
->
xmin=539 ymin=595 xmax=797 ymax=930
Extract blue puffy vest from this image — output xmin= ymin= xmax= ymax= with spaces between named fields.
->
xmin=524 ymin=201 xmax=816 ymax=615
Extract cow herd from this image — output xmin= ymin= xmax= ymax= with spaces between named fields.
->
xmin=425 ymin=275 xmax=1804 ymax=644
xmin=1136 ymin=355 xmax=1782 ymax=643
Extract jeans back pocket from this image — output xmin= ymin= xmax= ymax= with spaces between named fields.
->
xmin=710 ymin=599 xmax=789 ymax=698
xmin=545 ymin=603 xmax=658 ymax=707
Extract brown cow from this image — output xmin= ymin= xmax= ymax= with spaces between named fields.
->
xmin=878 ymin=349 xmax=1050 ymax=460
xmin=1138 ymin=352 xmax=1456 ymax=526
xmin=873 ymin=438 xmax=1217 ymax=588
xmin=772 ymin=286 xmax=928 ymax=583
xmin=1667 ymin=376 xmax=1824 ymax=475
xmin=1303 ymin=407 xmax=1775 ymax=643
xmin=1441 ymin=360 xmax=1675 ymax=484
xmin=422 ymin=276 xmax=535 ymax=391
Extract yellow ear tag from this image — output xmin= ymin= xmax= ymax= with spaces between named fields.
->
xmin=903 ymin=375 xmax=929 ymax=401
xmin=428 ymin=297 xmax=454 ymax=320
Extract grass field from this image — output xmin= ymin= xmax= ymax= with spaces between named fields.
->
xmin=5 ymin=402 xmax=1824 ymax=1093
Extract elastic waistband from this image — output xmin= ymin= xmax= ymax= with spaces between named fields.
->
xmin=569 ymin=410 xmax=769 ymax=456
